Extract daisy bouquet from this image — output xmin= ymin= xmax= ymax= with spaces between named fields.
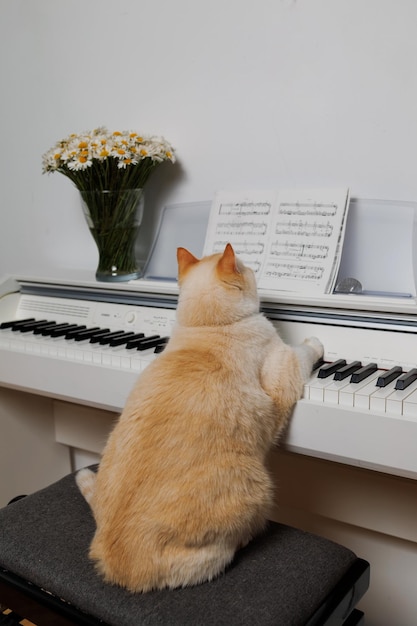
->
xmin=42 ymin=127 xmax=176 ymax=281
xmin=42 ymin=126 xmax=176 ymax=190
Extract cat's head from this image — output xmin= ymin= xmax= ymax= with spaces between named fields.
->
xmin=176 ymin=243 xmax=259 ymax=326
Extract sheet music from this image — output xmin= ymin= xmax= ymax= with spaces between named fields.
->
xmin=202 ymin=188 xmax=350 ymax=294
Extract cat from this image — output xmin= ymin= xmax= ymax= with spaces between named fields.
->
xmin=76 ymin=243 xmax=323 ymax=593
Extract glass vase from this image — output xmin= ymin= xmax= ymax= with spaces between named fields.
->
xmin=80 ymin=189 xmax=144 ymax=282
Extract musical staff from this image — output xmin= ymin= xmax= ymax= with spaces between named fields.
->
xmin=219 ymin=201 xmax=271 ymax=216
xmin=264 ymin=261 xmax=325 ymax=282
xmin=213 ymin=241 xmax=265 ymax=257
xmin=215 ymin=221 xmax=268 ymax=236
xmin=275 ymin=219 xmax=333 ymax=238
xmin=270 ymin=241 xmax=329 ymax=261
xmin=203 ymin=188 xmax=350 ymax=294
xmin=279 ymin=202 xmax=337 ymax=217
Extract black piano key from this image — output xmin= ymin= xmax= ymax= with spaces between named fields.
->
xmin=334 ymin=361 xmax=362 ymax=381
xmin=376 ymin=366 xmax=403 ymax=388
xmin=49 ymin=324 xmax=84 ymax=338
xmin=154 ymin=343 xmax=167 ymax=354
xmin=40 ymin=323 xmax=74 ymax=337
xmin=64 ymin=325 xmax=88 ymax=339
xmin=135 ymin=336 xmax=170 ymax=351
xmin=0 ymin=318 xmax=35 ymax=329
xmin=73 ymin=327 xmax=110 ymax=341
xmin=350 ymin=363 xmax=378 ymax=383
xmin=33 ymin=321 xmax=59 ymax=335
xmin=395 ymin=368 xmax=417 ymax=391
xmin=136 ymin=337 xmax=169 ymax=350
xmin=313 ymin=358 xmax=325 ymax=371
xmin=126 ymin=335 xmax=160 ymax=350
xmin=94 ymin=331 xmax=127 ymax=345
xmin=108 ymin=332 xmax=137 ymax=347
xmin=14 ymin=319 xmax=50 ymax=332
xmin=317 ymin=359 xmax=347 ymax=379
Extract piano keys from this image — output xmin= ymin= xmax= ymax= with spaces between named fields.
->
xmin=1 ymin=274 xmax=417 ymax=479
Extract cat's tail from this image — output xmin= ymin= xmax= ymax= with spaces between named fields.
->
xmin=75 ymin=468 xmax=96 ymax=505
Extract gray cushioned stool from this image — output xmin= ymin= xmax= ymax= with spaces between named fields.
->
xmin=0 ymin=469 xmax=369 ymax=626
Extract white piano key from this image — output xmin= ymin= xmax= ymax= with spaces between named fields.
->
xmin=403 ymin=388 xmax=417 ymax=419
xmin=354 ymin=373 xmax=385 ymax=410
xmin=131 ymin=358 xmax=142 ymax=371
xmin=369 ymin=383 xmax=398 ymax=413
xmin=120 ymin=356 xmax=131 ymax=370
xmin=323 ymin=379 xmax=354 ymax=404
xmin=111 ymin=356 xmax=121 ymax=368
xmin=385 ymin=379 xmax=417 ymax=416
xmin=338 ymin=372 xmax=380 ymax=407
xmin=307 ymin=372 xmax=335 ymax=402
xmin=83 ymin=351 xmax=93 ymax=363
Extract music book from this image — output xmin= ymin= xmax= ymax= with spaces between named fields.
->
xmin=202 ymin=188 xmax=350 ymax=294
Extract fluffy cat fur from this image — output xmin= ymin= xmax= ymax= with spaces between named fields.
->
xmin=76 ymin=243 xmax=323 ymax=592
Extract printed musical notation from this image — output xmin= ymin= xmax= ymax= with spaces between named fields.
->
xmin=219 ymin=201 xmax=271 ymax=216
xmin=270 ymin=241 xmax=329 ymax=261
xmin=203 ymin=188 xmax=350 ymax=294
xmin=275 ymin=219 xmax=333 ymax=238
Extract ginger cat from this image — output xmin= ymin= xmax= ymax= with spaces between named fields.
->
xmin=76 ymin=243 xmax=323 ymax=592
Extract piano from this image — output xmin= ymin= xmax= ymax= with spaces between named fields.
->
xmin=1 ymin=270 xmax=417 ymax=480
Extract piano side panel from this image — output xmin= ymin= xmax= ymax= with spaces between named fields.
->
xmin=0 ymin=388 xmax=71 ymax=507
xmin=268 ymin=448 xmax=417 ymax=626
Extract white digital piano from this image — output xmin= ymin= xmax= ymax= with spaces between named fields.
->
xmin=1 ymin=198 xmax=417 ymax=624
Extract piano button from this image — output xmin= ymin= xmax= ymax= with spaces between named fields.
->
xmin=94 ymin=331 xmax=126 ymax=345
xmin=108 ymin=332 xmax=137 ymax=347
xmin=395 ymin=368 xmax=417 ymax=391
xmin=126 ymin=335 xmax=160 ymax=350
xmin=0 ymin=318 xmax=35 ymax=329
xmin=376 ymin=366 xmax=403 ymax=388
xmin=73 ymin=327 xmax=108 ymax=341
xmin=350 ymin=363 xmax=378 ymax=384
xmin=333 ymin=361 xmax=362 ymax=381
xmin=317 ymin=359 xmax=347 ymax=378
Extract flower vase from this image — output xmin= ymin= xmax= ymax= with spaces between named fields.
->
xmin=80 ymin=189 xmax=144 ymax=282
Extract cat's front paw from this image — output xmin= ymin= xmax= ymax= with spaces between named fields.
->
xmin=304 ymin=337 xmax=324 ymax=360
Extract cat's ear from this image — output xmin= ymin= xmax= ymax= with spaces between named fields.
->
xmin=177 ymin=247 xmax=199 ymax=279
xmin=216 ymin=243 xmax=242 ymax=286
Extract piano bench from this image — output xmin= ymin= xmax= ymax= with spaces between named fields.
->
xmin=0 ymin=471 xmax=369 ymax=626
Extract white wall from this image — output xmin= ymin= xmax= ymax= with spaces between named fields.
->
xmin=1 ymin=0 xmax=417 ymax=278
